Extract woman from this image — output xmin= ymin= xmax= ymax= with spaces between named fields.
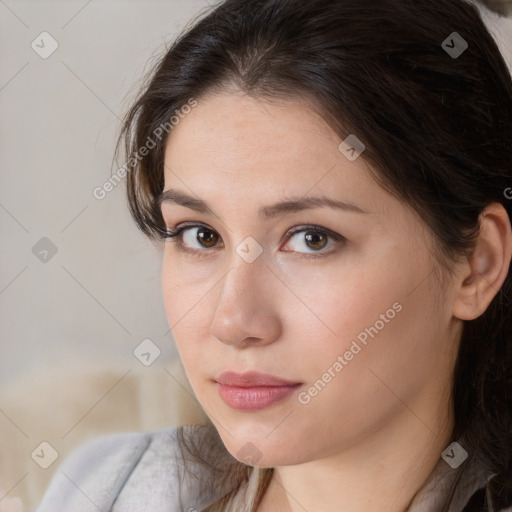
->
xmin=36 ymin=0 xmax=512 ymax=510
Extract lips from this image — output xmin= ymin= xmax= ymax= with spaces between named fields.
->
xmin=214 ymin=371 xmax=302 ymax=411
xmin=215 ymin=371 xmax=301 ymax=387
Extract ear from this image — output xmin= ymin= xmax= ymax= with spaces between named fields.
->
xmin=452 ymin=203 xmax=512 ymax=321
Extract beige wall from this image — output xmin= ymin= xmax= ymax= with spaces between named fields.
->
xmin=0 ymin=1 xmax=213 ymax=509
xmin=0 ymin=0 xmax=217 ymax=389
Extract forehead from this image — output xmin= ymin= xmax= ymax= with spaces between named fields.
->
xmin=167 ymin=92 xmax=336 ymax=162
xmin=162 ymin=91 xmax=387 ymax=218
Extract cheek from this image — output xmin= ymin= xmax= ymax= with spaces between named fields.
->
xmin=161 ymin=251 xmax=212 ymax=328
xmin=161 ymin=255 xmax=218 ymax=386
xmin=287 ymin=272 xmax=445 ymax=452
xmin=278 ymin=255 xmax=402 ymax=353
xmin=291 ymin=244 xmax=443 ymax=393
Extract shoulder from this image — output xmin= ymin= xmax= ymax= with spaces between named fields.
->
xmin=35 ymin=425 xmax=215 ymax=512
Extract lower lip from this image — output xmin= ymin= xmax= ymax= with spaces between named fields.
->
xmin=216 ymin=383 xmax=301 ymax=410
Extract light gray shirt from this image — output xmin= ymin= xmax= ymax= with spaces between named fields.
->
xmin=35 ymin=425 xmax=510 ymax=512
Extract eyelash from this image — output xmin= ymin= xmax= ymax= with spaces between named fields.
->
xmin=160 ymin=222 xmax=345 ymax=260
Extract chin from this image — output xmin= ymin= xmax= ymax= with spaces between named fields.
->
xmin=216 ymin=429 xmax=306 ymax=467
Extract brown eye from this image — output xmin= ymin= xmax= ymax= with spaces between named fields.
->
xmin=283 ymin=226 xmax=340 ymax=256
xmin=304 ymin=230 xmax=328 ymax=251
xmin=196 ymin=227 xmax=219 ymax=248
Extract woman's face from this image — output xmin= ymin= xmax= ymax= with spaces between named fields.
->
xmin=161 ymin=91 xmax=462 ymax=467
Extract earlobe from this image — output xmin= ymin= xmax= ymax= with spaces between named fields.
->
xmin=452 ymin=203 xmax=512 ymax=321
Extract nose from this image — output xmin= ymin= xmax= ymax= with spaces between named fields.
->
xmin=209 ymin=254 xmax=282 ymax=349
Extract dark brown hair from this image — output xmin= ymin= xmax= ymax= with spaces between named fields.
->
xmin=116 ymin=0 xmax=512 ymax=509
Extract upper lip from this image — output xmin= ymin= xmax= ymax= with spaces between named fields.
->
xmin=215 ymin=371 xmax=301 ymax=387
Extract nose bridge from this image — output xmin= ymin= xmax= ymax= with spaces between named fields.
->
xmin=216 ymin=248 xmax=267 ymax=319
xmin=219 ymin=232 xmax=268 ymax=300
xmin=210 ymin=248 xmax=281 ymax=347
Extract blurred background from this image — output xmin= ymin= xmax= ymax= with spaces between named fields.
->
xmin=0 ymin=0 xmax=511 ymax=510
xmin=0 ymin=1 xmax=216 ymax=510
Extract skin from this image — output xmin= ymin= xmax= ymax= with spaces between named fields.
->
xmin=160 ymin=90 xmax=512 ymax=512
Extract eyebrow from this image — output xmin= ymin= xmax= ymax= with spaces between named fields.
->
xmin=157 ymin=189 xmax=372 ymax=221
